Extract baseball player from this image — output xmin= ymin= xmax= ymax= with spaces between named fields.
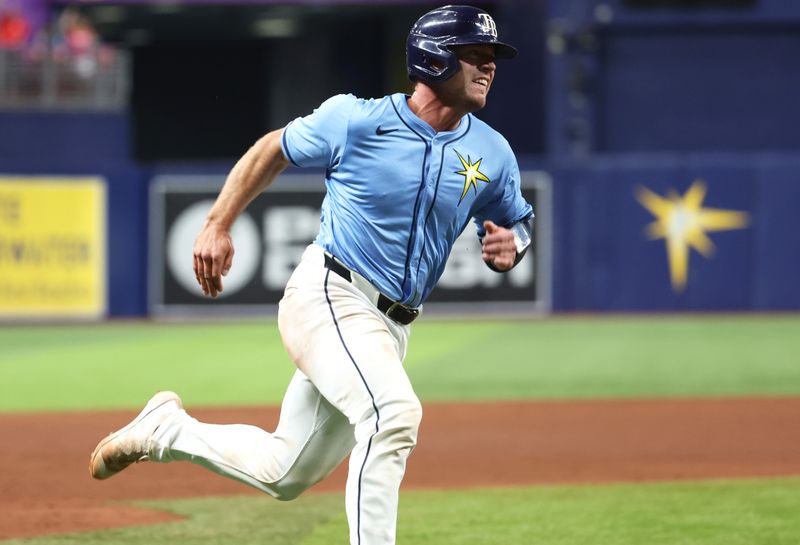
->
xmin=90 ymin=6 xmax=534 ymax=545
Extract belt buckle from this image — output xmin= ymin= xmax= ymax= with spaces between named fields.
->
xmin=385 ymin=301 xmax=419 ymax=324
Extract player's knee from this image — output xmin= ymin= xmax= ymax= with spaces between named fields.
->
xmin=262 ymin=463 xmax=314 ymax=501
xmin=403 ymin=397 xmax=423 ymax=434
xmin=382 ymin=396 xmax=423 ymax=447
xmin=273 ymin=488 xmax=302 ymax=502
xmin=269 ymin=480 xmax=307 ymax=502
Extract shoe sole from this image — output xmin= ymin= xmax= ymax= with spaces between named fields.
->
xmin=89 ymin=391 xmax=182 ymax=480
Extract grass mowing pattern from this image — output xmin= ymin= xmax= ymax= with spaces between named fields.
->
xmin=2 ymin=478 xmax=800 ymax=545
xmin=1 ymin=315 xmax=799 ymax=412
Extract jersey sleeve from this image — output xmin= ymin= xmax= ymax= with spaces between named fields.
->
xmin=280 ymin=94 xmax=356 ymax=168
xmin=472 ymin=160 xmax=534 ymax=238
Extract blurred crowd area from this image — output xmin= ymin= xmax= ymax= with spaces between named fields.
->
xmin=0 ymin=0 xmax=125 ymax=109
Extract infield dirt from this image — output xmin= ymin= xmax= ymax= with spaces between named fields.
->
xmin=2 ymin=397 xmax=800 ymax=539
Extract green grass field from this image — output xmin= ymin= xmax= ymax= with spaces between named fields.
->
xmin=3 ymin=479 xmax=800 ymax=545
xmin=1 ymin=315 xmax=799 ymax=545
xmin=1 ymin=315 xmax=799 ymax=412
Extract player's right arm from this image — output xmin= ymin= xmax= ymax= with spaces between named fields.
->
xmin=193 ymin=128 xmax=290 ymax=297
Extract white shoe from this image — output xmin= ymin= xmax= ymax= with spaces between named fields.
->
xmin=89 ymin=391 xmax=182 ymax=480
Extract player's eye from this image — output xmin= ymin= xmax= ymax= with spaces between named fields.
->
xmin=464 ymin=50 xmax=494 ymax=64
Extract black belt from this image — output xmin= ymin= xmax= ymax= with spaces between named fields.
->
xmin=324 ymin=254 xmax=419 ymax=325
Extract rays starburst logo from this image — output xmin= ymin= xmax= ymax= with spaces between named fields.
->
xmin=636 ymin=179 xmax=750 ymax=293
xmin=454 ymin=149 xmax=491 ymax=205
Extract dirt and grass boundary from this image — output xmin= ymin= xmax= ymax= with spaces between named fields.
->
xmin=2 ymin=397 xmax=800 ymax=540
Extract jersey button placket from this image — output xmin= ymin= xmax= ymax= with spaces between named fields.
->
xmin=411 ymin=140 xmax=443 ymax=304
xmin=402 ymin=139 xmax=430 ymax=303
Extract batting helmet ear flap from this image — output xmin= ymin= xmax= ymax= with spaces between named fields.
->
xmin=407 ymin=37 xmax=461 ymax=82
xmin=406 ymin=5 xmax=517 ymax=84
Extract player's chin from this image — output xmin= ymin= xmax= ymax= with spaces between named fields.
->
xmin=466 ymin=93 xmax=488 ymax=112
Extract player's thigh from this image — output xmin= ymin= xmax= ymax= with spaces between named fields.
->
xmin=280 ymin=276 xmax=417 ymax=426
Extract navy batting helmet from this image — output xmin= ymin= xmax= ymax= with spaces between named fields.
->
xmin=406 ymin=5 xmax=517 ymax=84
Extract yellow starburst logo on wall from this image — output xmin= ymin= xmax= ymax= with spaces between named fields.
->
xmin=635 ymin=179 xmax=750 ymax=293
xmin=454 ymin=150 xmax=491 ymax=205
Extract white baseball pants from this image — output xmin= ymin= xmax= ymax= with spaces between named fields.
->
xmin=150 ymin=244 xmax=422 ymax=545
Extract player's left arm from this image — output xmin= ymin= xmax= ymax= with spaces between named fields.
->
xmin=475 ymin=157 xmax=534 ymax=272
xmin=480 ymin=215 xmax=534 ymax=271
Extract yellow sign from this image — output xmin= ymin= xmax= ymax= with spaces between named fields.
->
xmin=0 ymin=177 xmax=106 ymax=318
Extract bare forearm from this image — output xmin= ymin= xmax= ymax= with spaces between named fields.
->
xmin=205 ymin=128 xmax=290 ymax=230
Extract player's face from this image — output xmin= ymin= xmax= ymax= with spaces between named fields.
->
xmin=437 ymin=44 xmax=497 ymax=113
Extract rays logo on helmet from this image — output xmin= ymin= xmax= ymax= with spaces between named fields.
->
xmin=477 ymin=13 xmax=498 ymax=38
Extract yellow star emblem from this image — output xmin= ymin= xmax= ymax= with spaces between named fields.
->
xmin=635 ymin=179 xmax=750 ymax=293
xmin=454 ymin=150 xmax=491 ymax=204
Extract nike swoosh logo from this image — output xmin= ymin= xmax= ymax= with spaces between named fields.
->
xmin=375 ymin=126 xmax=399 ymax=136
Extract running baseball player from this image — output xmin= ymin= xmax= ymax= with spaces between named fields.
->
xmin=90 ymin=6 xmax=534 ymax=545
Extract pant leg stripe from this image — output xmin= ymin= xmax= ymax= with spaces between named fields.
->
xmin=324 ymin=269 xmax=380 ymax=545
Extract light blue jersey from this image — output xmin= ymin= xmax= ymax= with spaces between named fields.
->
xmin=281 ymin=93 xmax=533 ymax=307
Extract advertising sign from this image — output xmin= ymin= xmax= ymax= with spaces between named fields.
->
xmin=150 ymin=173 xmax=551 ymax=316
xmin=0 ymin=177 xmax=106 ymax=319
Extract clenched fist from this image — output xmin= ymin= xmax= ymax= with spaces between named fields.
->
xmin=481 ymin=220 xmax=516 ymax=271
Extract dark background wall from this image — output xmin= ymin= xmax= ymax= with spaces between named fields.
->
xmin=1 ymin=0 xmax=799 ymax=315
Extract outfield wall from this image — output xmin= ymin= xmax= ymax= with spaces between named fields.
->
xmin=550 ymin=155 xmax=800 ymax=311
xmin=1 ymin=112 xmax=798 ymax=317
